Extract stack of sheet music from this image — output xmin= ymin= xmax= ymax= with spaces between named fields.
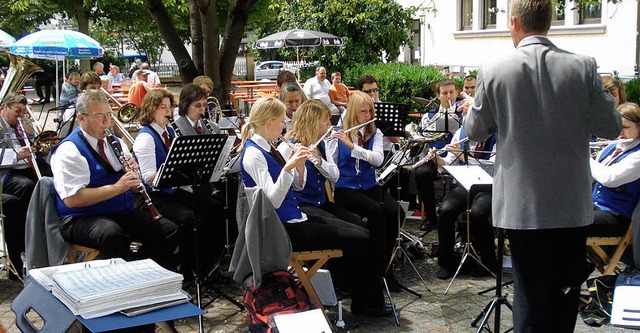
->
xmin=33 ymin=259 xmax=187 ymax=319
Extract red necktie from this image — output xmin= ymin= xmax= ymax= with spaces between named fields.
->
xmin=162 ymin=131 xmax=171 ymax=150
xmin=270 ymin=145 xmax=286 ymax=166
xmin=474 ymin=141 xmax=484 ymax=158
xmin=97 ymin=139 xmax=109 ymax=163
xmin=357 ymin=132 xmax=364 ymax=147
xmin=606 ymin=148 xmax=623 ymax=166
xmin=195 ymin=126 xmax=203 ymax=134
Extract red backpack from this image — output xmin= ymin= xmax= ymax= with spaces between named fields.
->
xmin=242 ymin=270 xmax=312 ymax=333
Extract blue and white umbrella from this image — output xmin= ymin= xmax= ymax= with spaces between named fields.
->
xmin=10 ymin=29 xmax=103 ymax=60
xmin=0 ymin=29 xmax=15 ymax=49
xmin=10 ymin=29 xmax=103 ymax=106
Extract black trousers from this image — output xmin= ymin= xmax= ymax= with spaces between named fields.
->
xmin=301 ymin=201 xmax=364 ymax=227
xmin=508 ymin=227 xmax=587 ymax=333
xmin=334 ymin=185 xmax=403 ymax=274
xmin=437 ymin=185 xmax=494 ymax=269
xmin=35 ymin=79 xmax=53 ymax=102
xmin=588 ymin=208 xmax=629 ymax=237
xmin=284 ymin=214 xmax=384 ymax=307
xmin=414 ymin=160 xmax=439 ymax=224
xmin=2 ymin=193 xmax=26 ymax=275
xmin=59 ymin=195 xmax=180 ymax=270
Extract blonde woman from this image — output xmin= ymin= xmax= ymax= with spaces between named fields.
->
xmin=239 ymin=96 xmax=390 ymax=316
xmin=327 ymin=91 xmax=404 ymax=292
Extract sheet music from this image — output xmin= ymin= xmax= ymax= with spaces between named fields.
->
xmin=443 ymin=165 xmax=492 ymax=191
xmin=611 ymin=286 xmax=640 ymax=328
xmin=29 ymin=258 xmax=126 ymax=291
xmin=272 ymin=309 xmax=332 ymax=333
xmin=210 ymin=136 xmax=235 ymax=182
xmin=1 ymin=148 xmax=16 ymax=167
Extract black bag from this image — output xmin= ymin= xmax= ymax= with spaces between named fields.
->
xmin=579 ymin=275 xmax=617 ymax=327
xmin=242 ymin=270 xmax=312 ymax=333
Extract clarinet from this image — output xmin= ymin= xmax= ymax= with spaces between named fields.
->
xmin=104 ymin=129 xmax=163 ymax=221
xmin=201 ymin=116 xmax=216 ymax=134
xmin=169 ymin=118 xmax=182 ymax=137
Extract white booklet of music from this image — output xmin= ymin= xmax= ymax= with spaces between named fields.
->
xmin=443 ymin=165 xmax=492 ymax=191
xmin=29 ymin=258 xmax=126 ymax=291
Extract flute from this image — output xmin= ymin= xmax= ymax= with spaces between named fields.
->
xmin=589 ymin=138 xmax=634 ymax=147
xmin=309 ymin=126 xmax=335 ymax=149
xmin=279 ymin=137 xmax=320 ymax=166
xmin=409 ymin=137 xmax=469 ymax=169
xmin=343 ymin=118 xmax=377 ymax=134
xmin=105 ymin=129 xmax=163 ymax=221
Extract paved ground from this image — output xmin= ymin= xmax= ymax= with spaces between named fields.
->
xmin=0 ymin=91 xmax=636 ymax=332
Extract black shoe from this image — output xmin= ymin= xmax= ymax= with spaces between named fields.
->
xmin=420 ymin=220 xmax=437 ymax=233
xmin=351 ymin=302 xmax=394 ymax=317
xmin=384 ymin=273 xmax=402 ymax=292
xmin=437 ymin=266 xmax=452 ymax=280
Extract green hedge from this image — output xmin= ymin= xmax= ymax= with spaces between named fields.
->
xmin=342 ymin=63 xmax=447 ymax=113
xmin=625 ymin=77 xmax=640 ymax=105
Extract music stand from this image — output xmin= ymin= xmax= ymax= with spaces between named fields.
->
xmin=442 ymin=165 xmax=493 ymax=295
xmin=471 ymin=228 xmax=513 ymax=333
xmin=154 ymin=134 xmax=243 ymax=333
xmin=374 ymin=102 xmax=409 ymax=137
xmin=421 ymin=103 xmax=461 ymax=144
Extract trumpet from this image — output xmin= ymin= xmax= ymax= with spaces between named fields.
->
xmin=104 ymin=129 xmax=162 ymax=221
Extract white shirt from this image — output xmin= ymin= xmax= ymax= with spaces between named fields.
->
xmin=133 ymin=70 xmax=161 ymax=88
xmin=327 ymin=128 xmax=384 ymax=175
xmin=51 ymin=128 xmax=129 ymax=200
xmin=590 ymin=140 xmax=640 ymax=188
xmin=303 ymin=77 xmax=332 ymax=106
xmin=277 ymin=139 xmax=339 ymax=183
xmin=241 ymin=133 xmax=307 ymax=222
xmin=438 ymin=128 xmax=497 ymax=172
xmin=420 ymin=105 xmax=458 ymax=132
xmin=0 ymin=117 xmax=28 ymax=169
xmin=133 ymin=123 xmax=170 ymax=183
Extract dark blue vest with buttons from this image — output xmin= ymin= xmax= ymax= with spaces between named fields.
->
xmin=137 ymin=125 xmax=176 ymax=194
xmin=240 ymin=140 xmax=303 ymax=223
xmin=593 ymin=143 xmax=640 ymax=219
xmin=53 ymin=127 xmax=133 ymax=218
xmin=335 ymin=130 xmax=377 ymax=191
xmin=294 ymin=141 xmax=328 ymax=206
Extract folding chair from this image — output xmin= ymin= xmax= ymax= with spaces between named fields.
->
xmin=288 ymin=249 xmax=343 ymax=312
xmin=587 ymin=224 xmax=633 ymax=275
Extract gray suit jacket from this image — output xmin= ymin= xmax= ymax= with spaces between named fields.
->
xmin=173 ymin=115 xmax=220 ymax=136
xmin=463 ymin=35 xmax=621 ymax=230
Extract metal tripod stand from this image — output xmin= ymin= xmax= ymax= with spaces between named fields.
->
xmin=471 ymin=228 xmax=513 ymax=333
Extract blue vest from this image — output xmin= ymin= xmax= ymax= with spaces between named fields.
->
xmin=137 ymin=125 xmax=176 ymax=194
xmin=427 ymin=102 xmax=463 ymax=149
xmin=53 ymin=127 xmax=134 ymax=218
xmin=593 ymin=144 xmax=640 ymax=219
xmin=240 ymin=140 xmax=303 ymax=223
xmin=335 ymin=130 xmax=377 ymax=191
xmin=294 ymin=141 xmax=327 ymax=206
xmin=459 ymin=127 xmax=497 ymax=161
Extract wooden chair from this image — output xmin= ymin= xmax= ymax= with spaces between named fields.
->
xmin=66 ymin=245 xmax=100 ymax=264
xmin=288 ymin=249 xmax=343 ymax=312
xmin=586 ymin=224 xmax=633 ymax=275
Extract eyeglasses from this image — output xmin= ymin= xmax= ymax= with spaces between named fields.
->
xmin=190 ymin=103 xmax=206 ymax=109
xmin=362 ymin=88 xmax=379 ymax=94
xmin=10 ymin=105 xmax=26 ymax=115
xmin=85 ymin=112 xmax=111 ymax=121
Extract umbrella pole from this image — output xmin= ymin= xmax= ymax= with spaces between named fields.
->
xmin=55 ymin=60 xmax=60 ymax=107
xmin=296 ymin=47 xmax=300 ymax=80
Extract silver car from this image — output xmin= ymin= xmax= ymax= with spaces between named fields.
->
xmin=254 ymin=61 xmax=296 ymax=80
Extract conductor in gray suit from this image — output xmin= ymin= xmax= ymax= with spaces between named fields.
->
xmin=462 ymin=0 xmax=621 ymax=331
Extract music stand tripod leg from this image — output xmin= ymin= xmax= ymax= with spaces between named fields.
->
xmin=471 ymin=228 xmax=513 ymax=333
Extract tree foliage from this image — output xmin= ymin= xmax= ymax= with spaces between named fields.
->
xmin=257 ymin=0 xmax=417 ymax=70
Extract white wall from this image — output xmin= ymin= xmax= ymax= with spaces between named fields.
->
xmin=400 ymin=1 xmax=638 ymax=77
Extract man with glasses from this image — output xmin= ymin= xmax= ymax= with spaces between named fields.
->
xmin=1 ymin=92 xmax=50 ymax=279
xmin=304 ymin=66 xmax=339 ymax=115
xmin=50 ymin=90 xmax=179 ymax=269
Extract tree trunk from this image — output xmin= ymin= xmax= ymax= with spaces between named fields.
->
xmin=197 ymin=0 xmax=220 ymax=90
xmin=76 ymin=10 xmax=91 ymax=72
xmin=218 ymin=0 xmax=257 ymax=105
xmin=144 ymin=0 xmax=198 ymax=83
xmin=189 ymin=0 xmax=204 ymax=73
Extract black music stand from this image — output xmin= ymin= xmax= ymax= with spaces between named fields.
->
xmin=471 ymin=228 xmax=513 ymax=333
xmin=374 ymin=102 xmax=409 ymax=137
xmin=421 ymin=102 xmax=461 ymax=143
xmin=154 ymin=134 xmax=243 ymax=333
xmin=442 ymin=165 xmax=493 ymax=295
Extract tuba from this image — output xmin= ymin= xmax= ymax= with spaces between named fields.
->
xmin=100 ymin=87 xmax=139 ymax=123
xmin=0 ymin=52 xmax=60 ymax=155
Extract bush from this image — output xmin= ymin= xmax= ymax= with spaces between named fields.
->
xmin=625 ymin=77 xmax=640 ymax=105
xmin=342 ymin=63 xmax=447 ymax=113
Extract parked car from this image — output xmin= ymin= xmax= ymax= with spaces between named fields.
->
xmin=254 ymin=61 xmax=297 ymax=80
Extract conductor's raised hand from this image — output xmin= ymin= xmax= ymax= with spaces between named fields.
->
xmin=457 ymin=92 xmax=475 ymax=117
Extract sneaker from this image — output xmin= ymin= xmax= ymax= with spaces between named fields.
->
xmin=437 ymin=266 xmax=453 ymax=280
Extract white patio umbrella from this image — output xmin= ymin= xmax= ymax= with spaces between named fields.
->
xmin=10 ymin=29 xmax=103 ymax=106
xmin=0 ymin=29 xmax=15 ymax=49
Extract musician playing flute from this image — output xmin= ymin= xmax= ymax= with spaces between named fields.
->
xmin=51 ymin=90 xmax=179 ymax=269
xmin=239 ymin=97 xmax=390 ymax=316
xmin=327 ymin=91 xmax=404 ymax=293
xmin=1 ymin=92 xmax=52 ymax=279
xmin=589 ymin=103 xmax=640 ymax=241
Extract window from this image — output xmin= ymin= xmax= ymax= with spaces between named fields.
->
xmin=579 ymin=2 xmax=601 ymax=24
xmin=461 ymin=0 xmax=473 ymax=30
xmin=551 ymin=0 xmax=565 ymax=25
xmin=483 ymin=0 xmax=498 ymax=29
